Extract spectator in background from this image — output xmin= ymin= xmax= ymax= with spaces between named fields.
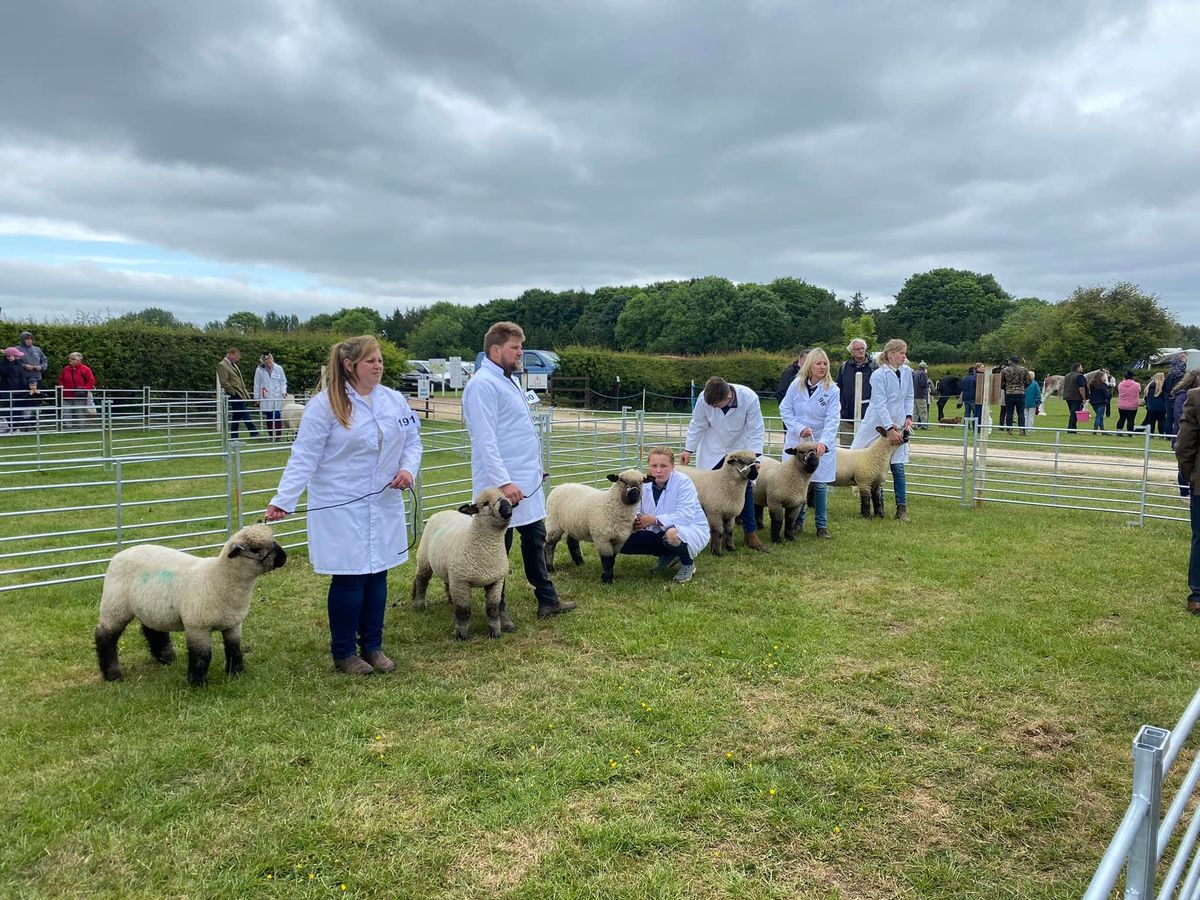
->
xmin=1173 ymin=384 xmax=1200 ymax=613
xmin=1116 ymin=371 xmax=1141 ymax=434
xmin=1087 ymin=371 xmax=1111 ymax=432
xmin=1064 ymin=363 xmax=1087 ymax=432
xmin=1 ymin=346 xmax=27 ymax=432
xmin=936 ymin=370 xmax=961 ymax=420
xmin=999 ymin=355 xmax=1032 ymax=435
xmin=1172 ymin=370 xmax=1200 ymax=500
xmin=1142 ymin=372 xmax=1168 ymax=435
xmin=912 ymin=361 xmax=931 ymax=429
xmin=254 ymin=352 xmax=288 ymax=442
xmin=960 ymin=365 xmax=980 ymax=422
xmin=1023 ymin=372 xmax=1041 ymax=431
xmin=57 ymin=352 xmax=96 ymax=430
xmin=774 ymin=348 xmax=809 ymax=404
xmin=217 ymin=348 xmax=260 ymax=440
xmin=1165 ymin=352 xmax=1188 ymax=434
xmin=16 ymin=331 xmax=48 ymax=394
xmin=835 ymin=338 xmax=875 ymax=446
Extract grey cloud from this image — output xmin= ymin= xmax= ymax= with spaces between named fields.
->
xmin=1 ymin=0 xmax=1198 ymax=325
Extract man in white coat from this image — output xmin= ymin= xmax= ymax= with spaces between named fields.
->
xmin=681 ymin=376 xmax=769 ymax=552
xmin=620 ymin=446 xmax=709 ymax=582
xmin=462 ymin=322 xmax=575 ymax=622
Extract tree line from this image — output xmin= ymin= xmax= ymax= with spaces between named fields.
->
xmin=100 ymin=267 xmax=1190 ymax=376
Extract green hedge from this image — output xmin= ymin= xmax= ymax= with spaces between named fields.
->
xmin=4 ymin=323 xmax=408 ymax=392
xmin=554 ymin=346 xmax=792 ymax=409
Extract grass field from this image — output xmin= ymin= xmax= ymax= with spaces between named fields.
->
xmin=2 ymin=452 xmax=1198 ymax=898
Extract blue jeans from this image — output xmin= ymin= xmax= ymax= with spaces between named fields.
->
xmin=1091 ymin=403 xmax=1106 ymax=431
xmin=890 ymin=463 xmax=907 ymax=506
xmin=327 ymin=570 xmax=388 ymax=660
xmin=796 ymin=482 xmax=828 ymax=529
xmin=620 ymin=529 xmax=693 ymax=565
xmin=1190 ymin=494 xmax=1200 ymax=604
xmin=963 ymin=400 xmax=976 ymax=421
xmin=739 ymin=480 xmax=758 ymax=534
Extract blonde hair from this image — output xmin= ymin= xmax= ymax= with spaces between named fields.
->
xmin=326 ymin=336 xmax=381 ymax=428
xmin=877 ymin=339 xmax=908 ymax=369
xmin=646 ymin=445 xmax=676 ymax=464
xmin=797 ymin=348 xmax=833 ymax=389
xmin=1145 ymin=371 xmax=1165 ymax=398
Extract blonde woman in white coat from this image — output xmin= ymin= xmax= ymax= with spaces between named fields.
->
xmin=266 ymin=336 xmax=422 ymax=675
xmin=850 ymin=338 xmax=913 ymax=521
xmin=780 ymin=348 xmax=840 ymax=538
xmin=620 ymin=447 xmax=709 ymax=583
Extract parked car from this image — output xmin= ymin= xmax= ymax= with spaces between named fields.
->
xmin=473 ymin=349 xmax=559 ymax=388
xmin=401 ymin=360 xmax=448 ymax=394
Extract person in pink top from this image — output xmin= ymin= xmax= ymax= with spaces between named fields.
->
xmin=1115 ymin=371 xmax=1141 ymax=434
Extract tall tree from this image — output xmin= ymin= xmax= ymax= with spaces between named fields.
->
xmin=889 ymin=268 xmax=1013 ymax=345
xmin=115 ymin=307 xmax=190 ymax=328
xmin=1035 ymin=282 xmax=1177 ymax=374
xmin=225 ymin=311 xmax=265 ymax=333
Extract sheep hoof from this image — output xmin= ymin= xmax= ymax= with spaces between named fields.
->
xmin=454 ymin=629 xmax=469 ymax=641
xmin=499 ymin=614 xmax=517 ymax=633
xmin=488 ymin=625 xmax=501 ymax=638
xmin=601 ymin=574 xmax=614 ymax=585
xmin=101 ymin=668 xmax=123 ymax=682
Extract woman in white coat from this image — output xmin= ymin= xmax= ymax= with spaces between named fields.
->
xmin=266 ymin=336 xmax=422 ymax=675
xmin=780 ymin=348 xmax=841 ymax=538
xmin=620 ymin=446 xmax=709 ymax=583
xmin=253 ymin=352 xmax=288 ymax=441
xmin=850 ymin=338 xmax=913 ymax=521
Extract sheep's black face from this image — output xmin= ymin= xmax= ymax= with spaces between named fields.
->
xmin=497 ymin=499 xmax=513 ymax=521
xmin=802 ymin=451 xmax=819 ymax=474
xmin=622 ymin=484 xmax=642 ymax=505
xmin=745 ymin=464 xmax=759 ymax=481
xmin=270 ymin=544 xmax=288 ymax=570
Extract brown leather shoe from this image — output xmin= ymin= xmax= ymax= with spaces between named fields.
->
xmin=744 ymin=532 xmax=770 ymax=553
xmin=1188 ymin=601 xmax=1200 ymax=615
xmin=362 ymin=650 xmax=395 ymax=673
xmin=537 ymin=600 xmax=577 ymax=619
xmin=334 ymin=655 xmax=373 ymax=676
xmin=815 ymin=527 xmax=833 ymax=539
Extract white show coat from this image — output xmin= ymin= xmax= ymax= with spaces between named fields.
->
xmin=461 ymin=358 xmax=547 ymax=528
xmin=254 ymin=364 xmax=288 ymax=412
xmin=780 ymin=378 xmax=841 ymax=483
xmin=270 ymin=385 xmax=422 ymax=575
xmin=850 ymin=364 xmax=913 ymax=465
xmin=638 ymin=470 xmax=709 ymax=561
xmin=684 ymin=383 xmax=765 ymax=471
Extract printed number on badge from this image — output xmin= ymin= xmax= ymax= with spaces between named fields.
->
xmin=525 ymin=390 xmax=540 ymax=406
xmin=398 ymin=415 xmax=418 ymax=428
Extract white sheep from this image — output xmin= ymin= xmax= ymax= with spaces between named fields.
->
xmin=753 ymin=443 xmax=820 ymax=542
xmin=544 ymin=469 xmax=650 ymax=584
xmin=281 ymin=395 xmax=305 ymax=437
xmin=411 ymin=487 xmax=514 ymax=640
xmin=688 ymin=449 xmax=760 ymax=556
xmin=94 ymin=524 xmax=288 ymax=686
xmin=832 ymin=426 xmax=904 ymax=518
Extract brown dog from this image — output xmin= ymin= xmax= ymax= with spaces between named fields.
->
xmin=938 ymin=416 xmax=963 ymax=425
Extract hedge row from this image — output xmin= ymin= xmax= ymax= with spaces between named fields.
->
xmin=3 ymin=323 xmax=408 ymax=392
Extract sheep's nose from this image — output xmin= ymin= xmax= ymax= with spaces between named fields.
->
xmin=273 ymin=545 xmax=288 ymax=568
xmin=498 ymin=500 xmax=513 ymax=519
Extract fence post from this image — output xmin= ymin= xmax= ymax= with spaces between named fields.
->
xmin=411 ymin=465 xmax=425 ymax=538
xmin=225 ymin=439 xmax=242 ymax=536
xmin=114 ymin=459 xmax=124 ymax=550
xmin=642 ymin=388 xmax=646 ymax=413
xmin=218 ymin=391 xmax=228 ymax=452
xmin=636 ymin=409 xmax=646 ymax=464
xmin=959 ymin=419 xmax=972 ymax=508
xmin=620 ymin=406 xmax=630 ymax=467
xmin=1051 ymin=430 xmax=1061 ymax=504
xmin=690 ymin=380 xmax=695 ymax=409
xmin=585 ymin=376 xmax=592 ymax=410
xmin=102 ymin=399 xmax=113 ymax=473
xmin=1138 ymin=428 xmax=1152 ymax=526
xmin=231 ymin=440 xmax=244 ymax=530
xmin=56 ymin=384 xmax=63 ymax=433
xmin=1126 ymin=725 xmax=1169 ymax=899
xmin=143 ymin=386 xmax=150 ymax=430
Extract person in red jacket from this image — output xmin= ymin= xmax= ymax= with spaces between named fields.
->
xmin=57 ymin=351 xmax=96 ymax=430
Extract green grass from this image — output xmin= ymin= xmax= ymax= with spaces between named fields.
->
xmin=1 ymin=464 xmax=1196 ymax=897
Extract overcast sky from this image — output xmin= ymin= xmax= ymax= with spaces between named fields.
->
xmin=2 ymin=0 xmax=1199 ymax=328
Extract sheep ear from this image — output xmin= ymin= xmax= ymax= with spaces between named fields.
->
xmin=784 ymin=447 xmax=797 ymax=456
xmin=713 ymin=457 xmax=726 ymax=469
xmin=458 ymin=503 xmax=480 ymax=516
xmin=228 ymin=545 xmax=244 ymax=558
xmin=606 ymin=473 xmax=619 ymax=482
xmin=876 ymin=426 xmax=888 ymax=437
xmin=643 ymin=475 xmax=654 ymax=483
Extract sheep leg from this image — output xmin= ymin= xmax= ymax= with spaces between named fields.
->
xmin=566 ymin=536 xmax=585 ymax=566
xmin=184 ymin=628 xmax=213 ymax=687
xmin=95 ymin=617 xmax=132 ymax=682
xmin=722 ymin=517 xmax=736 ymax=552
xmin=859 ymin=487 xmax=872 ymax=518
xmin=450 ymin=583 xmax=473 ymax=641
xmin=498 ymin=593 xmax=516 ymax=633
xmin=484 ymin=582 xmax=503 ymax=638
xmin=222 ymin=624 xmax=244 ymax=676
xmin=782 ymin=505 xmax=799 ymax=542
xmin=597 ymin=541 xmax=616 ymax=585
xmin=543 ymin=533 xmax=559 ymax=573
xmin=871 ymin=485 xmax=885 ymax=518
xmin=411 ymin=563 xmax=432 ymax=609
xmin=708 ymin=521 xmax=723 ymax=557
xmin=768 ymin=503 xmax=786 ymax=543
xmin=141 ymin=624 xmax=176 ymax=665
xmin=754 ymin=504 xmax=765 ymax=531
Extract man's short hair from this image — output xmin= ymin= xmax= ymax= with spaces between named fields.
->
xmin=703 ymin=376 xmax=731 ymax=406
xmin=1009 ymin=355 xmax=1020 ymax=363
xmin=484 ymin=322 xmax=525 ymax=354
xmin=227 ymin=347 xmax=240 ymax=356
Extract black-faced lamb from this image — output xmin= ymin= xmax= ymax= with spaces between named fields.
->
xmin=94 ymin=524 xmax=287 ymax=686
xmin=688 ymin=449 xmax=760 ymax=556
xmin=544 ymin=470 xmax=650 ymax=584
xmin=753 ymin=443 xmax=820 ymax=542
xmin=833 ymin=426 xmax=907 ymax=518
xmin=411 ymin=487 xmax=513 ymax=640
